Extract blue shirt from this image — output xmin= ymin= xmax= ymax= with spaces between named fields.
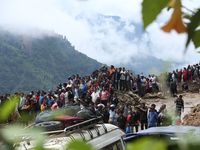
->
xmin=19 ymin=96 xmax=26 ymax=108
xmin=148 ymin=111 xmax=158 ymax=127
xmin=141 ymin=78 xmax=146 ymax=87
xmin=75 ymin=88 xmax=79 ymax=98
xmin=39 ymin=95 xmax=44 ymax=107
xmin=81 ymin=84 xmax=87 ymax=94
xmin=48 ymin=99 xmax=55 ymax=106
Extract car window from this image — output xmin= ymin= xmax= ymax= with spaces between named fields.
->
xmin=101 ymin=140 xmax=123 ymax=150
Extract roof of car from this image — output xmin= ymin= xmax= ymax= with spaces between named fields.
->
xmin=16 ymin=124 xmax=125 ymax=150
xmin=123 ymin=126 xmax=200 ymax=143
xmin=137 ymin=126 xmax=200 ymax=134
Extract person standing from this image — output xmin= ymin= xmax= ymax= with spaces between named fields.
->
xmin=183 ymin=68 xmax=187 ymax=82
xmin=125 ymin=70 xmax=130 ymax=91
xmin=109 ymin=104 xmax=116 ymax=121
xmin=117 ymin=110 xmax=127 ymax=131
xmin=148 ymin=106 xmax=158 ymax=128
xmin=141 ymin=75 xmax=146 ymax=97
xmin=113 ymin=109 xmax=120 ymax=126
xmin=19 ymin=92 xmax=26 ymax=109
xmin=178 ymin=69 xmax=182 ymax=83
xmin=136 ymin=75 xmax=141 ymax=95
xmin=103 ymin=106 xmax=110 ymax=123
xmin=128 ymin=107 xmax=140 ymax=133
xmin=72 ymin=84 xmax=81 ymax=99
xmin=113 ymin=68 xmax=120 ymax=90
xmin=151 ymin=75 xmax=157 ymax=93
xmin=100 ymin=87 xmax=111 ymax=106
xmin=91 ymin=87 xmax=100 ymax=103
xmin=81 ymin=81 xmax=87 ymax=98
xmin=140 ymin=103 xmax=148 ymax=130
xmin=174 ymin=95 xmax=184 ymax=117
xmin=122 ymin=102 xmax=131 ymax=117
xmin=120 ymin=67 xmax=126 ymax=91
xmin=39 ymin=91 xmax=45 ymax=109
xmin=110 ymin=93 xmax=118 ymax=108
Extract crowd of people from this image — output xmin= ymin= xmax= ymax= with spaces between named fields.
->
xmin=0 ymin=64 xmax=195 ymax=131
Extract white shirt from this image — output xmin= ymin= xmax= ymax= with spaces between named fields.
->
xmin=109 ymin=110 xmax=116 ymax=120
xmin=152 ymin=77 xmax=156 ymax=84
xmin=67 ymin=84 xmax=72 ymax=88
xmin=91 ymin=91 xmax=100 ymax=103
xmin=120 ymin=71 xmax=126 ymax=80
xmin=64 ymin=92 xmax=68 ymax=102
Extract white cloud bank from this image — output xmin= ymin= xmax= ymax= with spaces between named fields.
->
xmin=0 ymin=0 xmax=200 ymax=71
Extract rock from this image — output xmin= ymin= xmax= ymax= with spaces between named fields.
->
xmin=183 ymin=104 xmax=200 ymax=127
xmin=190 ymin=113 xmax=196 ymax=116
xmin=191 ymin=108 xmax=196 ymax=113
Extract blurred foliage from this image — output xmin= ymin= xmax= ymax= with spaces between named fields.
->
xmin=0 ymin=97 xmax=19 ymax=121
xmin=126 ymin=138 xmax=166 ymax=150
xmin=0 ymin=27 xmax=102 ymax=95
xmin=142 ymin=0 xmax=170 ymax=29
xmin=67 ymin=140 xmax=95 ymax=150
xmin=142 ymin=0 xmax=200 ymax=50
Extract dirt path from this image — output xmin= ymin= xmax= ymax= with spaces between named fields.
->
xmin=145 ymin=92 xmax=200 ymax=120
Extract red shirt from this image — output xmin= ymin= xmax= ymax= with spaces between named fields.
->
xmin=36 ymin=96 xmax=40 ymax=106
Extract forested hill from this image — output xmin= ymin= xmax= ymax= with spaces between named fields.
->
xmin=0 ymin=28 xmax=102 ymax=94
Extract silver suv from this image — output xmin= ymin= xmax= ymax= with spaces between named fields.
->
xmin=14 ymin=117 xmax=126 ymax=150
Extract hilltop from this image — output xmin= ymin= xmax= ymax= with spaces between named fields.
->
xmin=0 ymin=27 xmax=103 ymax=94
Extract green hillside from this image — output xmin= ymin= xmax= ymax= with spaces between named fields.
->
xmin=0 ymin=28 xmax=102 ymax=94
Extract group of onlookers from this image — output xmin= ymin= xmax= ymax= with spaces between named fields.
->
xmin=0 ymin=63 xmax=194 ymax=127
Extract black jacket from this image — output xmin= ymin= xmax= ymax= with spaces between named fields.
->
xmin=103 ymin=110 xmax=110 ymax=123
xmin=110 ymin=97 xmax=118 ymax=106
xmin=113 ymin=71 xmax=121 ymax=80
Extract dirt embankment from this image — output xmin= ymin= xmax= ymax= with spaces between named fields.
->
xmin=117 ymin=81 xmax=200 ymax=126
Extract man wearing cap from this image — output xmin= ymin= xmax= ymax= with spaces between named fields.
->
xmin=109 ymin=104 xmax=115 ymax=121
xmin=96 ymin=104 xmax=104 ymax=116
xmin=148 ymin=106 xmax=158 ymax=128
xmin=174 ymin=95 xmax=184 ymax=117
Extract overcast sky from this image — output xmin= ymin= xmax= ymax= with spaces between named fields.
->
xmin=0 ymin=0 xmax=200 ymax=69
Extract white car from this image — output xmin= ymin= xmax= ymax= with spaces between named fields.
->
xmin=14 ymin=117 xmax=126 ymax=150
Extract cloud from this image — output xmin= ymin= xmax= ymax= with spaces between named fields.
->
xmin=0 ymin=0 xmax=200 ymax=72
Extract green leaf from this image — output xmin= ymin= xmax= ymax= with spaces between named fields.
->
xmin=192 ymin=30 xmax=200 ymax=49
xmin=186 ymin=9 xmax=200 ymax=48
xmin=126 ymin=138 xmax=166 ymax=150
xmin=142 ymin=0 xmax=170 ymax=29
xmin=0 ymin=97 xmax=19 ymax=121
xmin=67 ymin=140 xmax=95 ymax=150
xmin=182 ymin=13 xmax=192 ymax=20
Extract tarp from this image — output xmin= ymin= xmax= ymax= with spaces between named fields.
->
xmin=35 ymin=105 xmax=81 ymax=123
xmin=35 ymin=105 xmax=97 ymax=123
